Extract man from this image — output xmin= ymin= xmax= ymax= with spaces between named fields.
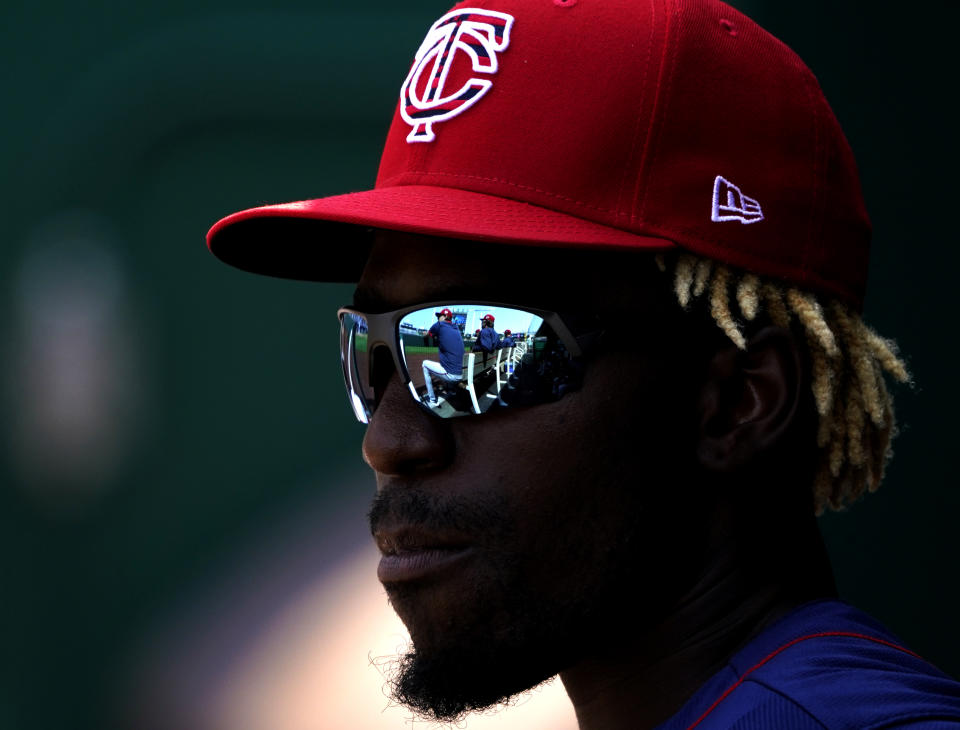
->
xmin=471 ymin=313 xmax=501 ymax=367
xmin=422 ymin=307 xmax=465 ymax=405
xmin=501 ymin=329 xmax=515 ymax=348
xmin=206 ymin=0 xmax=960 ymax=727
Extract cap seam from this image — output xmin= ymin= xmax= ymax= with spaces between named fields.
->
xmin=800 ymin=66 xmax=823 ymax=277
xmin=616 ymin=0 xmax=658 ymax=218
xmin=811 ymin=76 xmax=830 ymax=282
xmin=635 ymin=0 xmax=681 ymax=224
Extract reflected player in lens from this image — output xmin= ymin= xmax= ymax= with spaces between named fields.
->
xmin=471 ymin=313 xmax=501 ymax=367
xmin=206 ymin=0 xmax=960 ymax=727
xmin=421 ymin=307 xmax=463 ymax=407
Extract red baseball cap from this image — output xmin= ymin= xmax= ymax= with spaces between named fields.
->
xmin=207 ymin=0 xmax=870 ymax=309
xmin=436 ymin=307 xmax=454 ymax=317
xmin=482 ymin=314 xmax=495 ymax=322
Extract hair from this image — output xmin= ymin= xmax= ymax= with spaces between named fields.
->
xmin=653 ymin=252 xmax=910 ymax=515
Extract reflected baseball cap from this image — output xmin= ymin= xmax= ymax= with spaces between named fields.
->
xmin=207 ymin=0 xmax=871 ymax=309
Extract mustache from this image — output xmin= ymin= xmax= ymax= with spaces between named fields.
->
xmin=368 ymin=488 xmax=510 ymax=538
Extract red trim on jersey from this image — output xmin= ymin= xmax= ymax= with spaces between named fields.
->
xmin=685 ymin=632 xmax=921 ymax=730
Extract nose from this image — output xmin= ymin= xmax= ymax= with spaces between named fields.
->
xmin=361 ymin=362 xmax=455 ymax=478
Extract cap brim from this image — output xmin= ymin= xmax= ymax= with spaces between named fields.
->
xmin=207 ymin=185 xmax=676 ymax=282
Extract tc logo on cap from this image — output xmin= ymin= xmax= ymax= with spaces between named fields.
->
xmin=400 ymin=8 xmax=514 ymax=143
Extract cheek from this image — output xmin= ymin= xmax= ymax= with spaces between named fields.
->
xmin=589 ymin=348 xmax=701 ymax=460
xmin=440 ymin=349 xmax=700 ymax=597
xmin=500 ymin=350 xmax=699 ymax=561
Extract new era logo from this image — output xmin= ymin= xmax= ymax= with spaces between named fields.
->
xmin=711 ymin=176 xmax=763 ymax=224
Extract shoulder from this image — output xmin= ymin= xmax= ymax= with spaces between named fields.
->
xmin=733 ymin=602 xmax=960 ymax=729
xmin=662 ymin=601 xmax=960 ymax=730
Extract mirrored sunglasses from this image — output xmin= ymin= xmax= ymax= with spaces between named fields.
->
xmin=338 ymin=302 xmax=597 ymax=423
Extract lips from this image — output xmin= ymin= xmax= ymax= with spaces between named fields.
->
xmin=374 ymin=527 xmax=473 ymax=583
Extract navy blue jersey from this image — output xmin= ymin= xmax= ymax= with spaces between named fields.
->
xmin=656 ymin=600 xmax=960 ymax=729
xmin=428 ymin=320 xmax=464 ymax=375
xmin=474 ymin=327 xmax=501 ymax=353
xmin=501 ymin=335 xmax=515 ymax=347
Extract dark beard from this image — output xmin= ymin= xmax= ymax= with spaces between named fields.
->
xmin=387 ymin=624 xmax=564 ymax=723
xmin=368 ymin=487 xmax=643 ymax=724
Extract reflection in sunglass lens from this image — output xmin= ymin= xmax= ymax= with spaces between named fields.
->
xmin=339 ymin=304 xmax=587 ymax=423
xmin=397 ymin=305 xmax=582 ymax=418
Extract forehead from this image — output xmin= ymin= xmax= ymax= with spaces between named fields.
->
xmin=353 ymin=230 xmax=671 ymax=314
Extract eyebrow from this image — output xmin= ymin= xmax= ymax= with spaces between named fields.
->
xmin=349 ymin=285 xmax=391 ymax=312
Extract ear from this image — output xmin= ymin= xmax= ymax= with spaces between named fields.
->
xmin=696 ymin=326 xmax=803 ymax=473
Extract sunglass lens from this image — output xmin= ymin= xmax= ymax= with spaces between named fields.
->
xmin=398 ymin=306 xmax=559 ymax=418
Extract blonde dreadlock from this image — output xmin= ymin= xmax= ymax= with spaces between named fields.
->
xmin=668 ymin=253 xmax=910 ymax=515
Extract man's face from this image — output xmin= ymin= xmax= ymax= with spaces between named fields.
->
xmin=357 ymin=232 xmax=712 ymax=721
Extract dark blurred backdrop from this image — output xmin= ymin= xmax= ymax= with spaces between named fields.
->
xmin=2 ymin=1 xmax=956 ymax=729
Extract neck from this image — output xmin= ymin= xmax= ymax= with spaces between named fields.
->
xmin=560 ymin=505 xmax=835 ymax=730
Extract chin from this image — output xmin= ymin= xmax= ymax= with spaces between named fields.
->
xmin=383 ymin=568 xmax=593 ymax=722
xmin=387 ymin=606 xmax=573 ymax=724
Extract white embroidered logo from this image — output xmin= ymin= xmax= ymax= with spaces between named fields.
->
xmin=400 ymin=8 xmax=514 ymax=143
xmin=711 ymin=176 xmax=764 ymax=224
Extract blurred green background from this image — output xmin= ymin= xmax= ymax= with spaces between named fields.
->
xmin=1 ymin=1 xmax=956 ymax=728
